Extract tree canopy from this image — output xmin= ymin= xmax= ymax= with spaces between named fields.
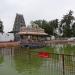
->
xmin=31 ymin=10 xmax=75 ymax=38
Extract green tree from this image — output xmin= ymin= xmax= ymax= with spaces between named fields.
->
xmin=31 ymin=19 xmax=58 ymax=36
xmin=0 ymin=20 xmax=3 ymax=32
xmin=31 ymin=20 xmax=42 ymax=28
xmin=60 ymin=10 xmax=75 ymax=37
xmin=48 ymin=19 xmax=58 ymax=36
xmin=72 ymin=23 xmax=75 ymax=36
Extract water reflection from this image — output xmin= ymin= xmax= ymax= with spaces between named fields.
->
xmin=14 ymin=48 xmax=43 ymax=73
xmin=0 ymin=49 xmax=4 ymax=64
xmin=49 ymin=44 xmax=75 ymax=54
xmin=0 ymin=44 xmax=75 ymax=75
xmin=13 ymin=48 xmax=63 ymax=75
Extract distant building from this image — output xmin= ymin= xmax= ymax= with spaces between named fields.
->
xmin=13 ymin=14 xmax=26 ymax=41
xmin=0 ymin=20 xmax=3 ymax=32
xmin=0 ymin=33 xmax=14 ymax=42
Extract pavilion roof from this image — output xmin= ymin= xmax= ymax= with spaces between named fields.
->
xmin=18 ymin=32 xmax=48 ymax=36
xmin=18 ymin=25 xmax=48 ymax=36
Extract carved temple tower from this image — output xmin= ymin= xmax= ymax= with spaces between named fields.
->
xmin=13 ymin=14 xmax=26 ymax=41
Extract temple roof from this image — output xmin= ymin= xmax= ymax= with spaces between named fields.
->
xmin=18 ymin=32 xmax=48 ymax=35
xmin=18 ymin=25 xmax=48 ymax=36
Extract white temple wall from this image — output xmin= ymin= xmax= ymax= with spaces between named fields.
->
xmin=0 ymin=33 xmax=14 ymax=42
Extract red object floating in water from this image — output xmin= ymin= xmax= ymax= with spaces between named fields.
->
xmin=38 ymin=52 xmax=49 ymax=58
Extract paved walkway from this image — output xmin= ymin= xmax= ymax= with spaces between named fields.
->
xmin=0 ymin=41 xmax=20 ymax=48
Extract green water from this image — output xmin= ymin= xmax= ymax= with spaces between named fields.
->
xmin=0 ymin=44 xmax=75 ymax=75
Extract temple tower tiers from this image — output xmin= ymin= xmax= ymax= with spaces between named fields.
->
xmin=0 ymin=20 xmax=3 ymax=32
xmin=13 ymin=14 xmax=26 ymax=41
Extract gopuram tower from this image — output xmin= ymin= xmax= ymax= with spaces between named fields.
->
xmin=13 ymin=14 xmax=26 ymax=41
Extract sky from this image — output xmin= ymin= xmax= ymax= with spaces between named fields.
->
xmin=0 ymin=0 xmax=75 ymax=32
